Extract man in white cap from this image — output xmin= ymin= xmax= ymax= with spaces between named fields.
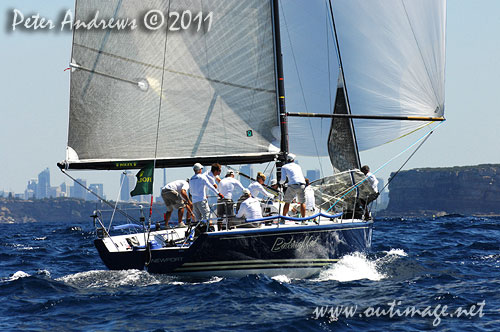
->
xmin=190 ymin=163 xmax=224 ymax=222
xmin=217 ymin=170 xmax=246 ymax=220
xmin=279 ymin=153 xmax=306 ymax=218
xmin=236 ymin=189 xmax=263 ymax=221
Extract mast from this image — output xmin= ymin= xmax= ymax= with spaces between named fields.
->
xmin=272 ymin=0 xmax=288 ymax=181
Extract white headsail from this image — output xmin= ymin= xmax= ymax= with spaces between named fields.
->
xmin=332 ymin=0 xmax=447 ymax=151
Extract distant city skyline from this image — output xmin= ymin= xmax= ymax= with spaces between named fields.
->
xmin=1 ymin=164 xmax=327 ymax=203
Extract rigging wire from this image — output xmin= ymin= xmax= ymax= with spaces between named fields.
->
xmin=279 ymin=0 xmax=324 ymax=175
xmin=380 ymin=128 xmax=433 ymax=193
xmin=107 ymin=171 xmax=127 ymax=232
xmin=145 ymin=0 xmax=173 ymax=267
xmin=325 ymin=0 xmax=333 ymax=113
xmin=59 ymin=169 xmax=140 ymax=223
xmin=325 ymin=121 xmax=445 ymax=212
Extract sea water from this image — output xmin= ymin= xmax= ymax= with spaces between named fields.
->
xmin=0 ymin=216 xmax=498 ymax=331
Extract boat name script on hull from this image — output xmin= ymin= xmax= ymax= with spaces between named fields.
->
xmin=271 ymin=236 xmax=318 ymax=253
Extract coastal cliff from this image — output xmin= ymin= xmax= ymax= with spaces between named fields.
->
xmin=0 ymin=197 xmax=166 ymax=224
xmin=381 ymin=164 xmax=500 ymax=216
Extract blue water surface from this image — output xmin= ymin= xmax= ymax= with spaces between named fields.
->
xmin=0 ymin=216 xmax=499 ymax=331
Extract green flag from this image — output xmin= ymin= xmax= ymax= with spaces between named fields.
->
xmin=130 ymin=162 xmax=154 ymax=197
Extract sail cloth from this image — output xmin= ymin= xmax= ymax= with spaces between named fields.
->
xmin=66 ymin=0 xmax=279 ymax=170
xmin=328 ymin=73 xmax=360 ymax=173
xmin=331 ymin=0 xmax=446 ymax=151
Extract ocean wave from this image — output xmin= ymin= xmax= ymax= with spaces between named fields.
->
xmin=56 ymin=270 xmax=225 ymax=288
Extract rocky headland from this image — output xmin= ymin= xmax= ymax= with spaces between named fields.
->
xmin=379 ymin=164 xmax=500 ymax=217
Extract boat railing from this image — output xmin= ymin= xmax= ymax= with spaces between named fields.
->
xmin=244 ymin=212 xmax=343 ymax=226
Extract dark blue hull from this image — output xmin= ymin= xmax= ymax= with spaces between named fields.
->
xmin=95 ymin=221 xmax=373 ymax=278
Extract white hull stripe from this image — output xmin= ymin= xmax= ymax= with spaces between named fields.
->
xmin=182 ymin=258 xmax=338 ymax=267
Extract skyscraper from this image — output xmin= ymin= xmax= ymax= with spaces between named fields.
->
xmin=60 ymin=182 xmax=68 ymax=197
xmin=37 ymin=168 xmax=50 ymax=199
xmin=88 ymin=184 xmax=104 ymax=201
xmin=25 ymin=179 xmax=37 ymax=199
xmin=120 ymin=172 xmax=136 ymax=202
xmin=73 ymin=179 xmax=87 ymax=200
xmin=239 ymin=165 xmax=253 ymax=187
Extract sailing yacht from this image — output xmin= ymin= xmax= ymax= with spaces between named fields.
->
xmin=58 ymin=0 xmax=446 ymax=278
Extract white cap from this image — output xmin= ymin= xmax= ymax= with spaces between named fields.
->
xmin=287 ymin=153 xmax=296 ymax=161
xmin=193 ymin=163 xmax=203 ymax=172
xmin=270 ymin=179 xmax=277 ymax=186
xmin=243 ymin=188 xmax=251 ymax=195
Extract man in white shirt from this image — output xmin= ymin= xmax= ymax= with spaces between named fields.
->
xmin=190 ymin=163 xmax=224 ymax=223
xmin=279 ymin=153 xmax=306 ymax=218
xmin=217 ymin=170 xmax=245 ymax=219
xmin=304 ymin=178 xmax=316 ymax=216
xmin=361 ymin=165 xmax=379 ymax=193
xmin=205 ymin=163 xmax=222 ymax=189
xmin=236 ymin=189 xmax=263 ymax=221
xmin=360 ymin=165 xmax=379 ymax=219
xmin=161 ymin=179 xmax=193 ymax=228
xmin=248 ymin=172 xmax=274 ymax=201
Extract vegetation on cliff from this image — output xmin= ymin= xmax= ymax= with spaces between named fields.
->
xmin=380 ymin=164 xmax=500 ymax=216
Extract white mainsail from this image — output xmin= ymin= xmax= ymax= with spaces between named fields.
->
xmin=66 ymin=0 xmax=279 ymax=169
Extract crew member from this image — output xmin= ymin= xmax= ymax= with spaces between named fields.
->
xmin=360 ymin=165 xmax=379 ymax=219
xmin=279 ymin=153 xmax=306 ymax=218
xmin=161 ymin=179 xmax=193 ymax=228
xmin=205 ymin=163 xmax=222 ymax=189
xmin=190 ymin=163 xmax=224 ymax=223
xmin=217 ymin=170 xmax=246 ymax=224
xmin=248 ymin=172 xmax=274 ymax=201
xmin=304 ymin=178 xmax=316 ymax=216
xmin=236 ymin=189 xmax=263 ymax=221
xmin=360 ymin=165 xmax=379 ymax=193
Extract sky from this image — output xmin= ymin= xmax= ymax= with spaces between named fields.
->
xmin=1 ymin=0 xmax=500 ymax=200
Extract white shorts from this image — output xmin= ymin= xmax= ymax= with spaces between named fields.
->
xmin=283 ymin=184 xmax=306 ymax=203
xmin=193 ymin=200 xmax=210 ymax=221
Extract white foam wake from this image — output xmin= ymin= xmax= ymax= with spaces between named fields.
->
xmin=272 ymin=275 xmax=292 ymax=284
xmin=384 ymin=248 xmax=408 ymax=257
xmin=7 ymin=271 xmax=31 ymax=281
xmin=313 ymin=248 xmax=409 ymax=282
xmin=314 ymin=252 xmax=385 ymax=282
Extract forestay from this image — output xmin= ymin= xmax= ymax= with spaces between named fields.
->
xmin=65 ymin=0 xmax=279 ymax=170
